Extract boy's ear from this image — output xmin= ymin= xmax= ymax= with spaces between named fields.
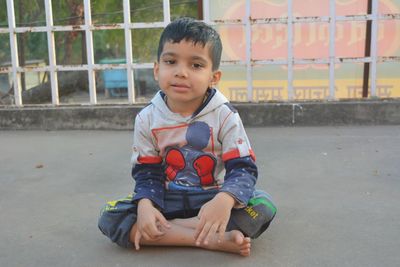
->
xmin=153 ymin=62 xmax=159 ymax=81
xmin=210 ymin=70 xmax=222 ymax=87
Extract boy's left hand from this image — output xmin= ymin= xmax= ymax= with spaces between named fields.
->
xmin=194 ymin=192 xmax=236 ymax=246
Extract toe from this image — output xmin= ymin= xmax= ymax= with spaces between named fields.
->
xmin=232 ymin=231 xmax=244 ymax=245
xmin=240 ymin=243 xmax=251 ymax=250
xmin=240 ymin=249 xmax=251 ymax=257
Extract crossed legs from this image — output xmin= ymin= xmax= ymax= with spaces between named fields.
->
xmin=129 ymin=217 xmax=251 ymax=256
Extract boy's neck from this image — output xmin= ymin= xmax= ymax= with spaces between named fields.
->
xmin=162 ymin=90 xmax=211 ymax=117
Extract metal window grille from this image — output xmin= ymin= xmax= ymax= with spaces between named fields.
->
xmin=1 ymin=0 xmax=399 ymax=107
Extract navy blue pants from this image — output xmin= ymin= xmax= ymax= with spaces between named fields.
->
xmin=98 ymin=189 xmax=276 ymax=248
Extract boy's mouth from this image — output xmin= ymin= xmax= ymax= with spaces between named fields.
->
xmin=171 ymin=83 xmax=190 ymax=91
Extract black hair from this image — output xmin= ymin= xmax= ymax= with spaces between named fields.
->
xmin=157 ymin=17 xmax=222 ymax=71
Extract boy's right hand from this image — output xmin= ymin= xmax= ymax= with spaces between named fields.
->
xmin=134 ymin=198 xmax=170 ymax=250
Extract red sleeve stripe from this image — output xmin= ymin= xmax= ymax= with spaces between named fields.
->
xmin=138 ymin=156 xmax=163 ymax=164
xmin=222 ymin=149 xmax=256 ymax=162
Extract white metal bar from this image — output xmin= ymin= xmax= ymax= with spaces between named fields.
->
xmin=91 ymin=64 xmax=127 ymax=70
xmin=370 ymin=0 xmax=379 ymax=97
xmin=287 ymin=0 xmax=294 ymax=100
xmin=247 ymin=57 xmax=390 ymax=66
xmin=336 ymin=14 xmax=373 ymax=22
xmin=251 ymin=17 xmax=287 ymax=24
xmin=294 ymin=58 xmax=330 ymax=64
xmin=206 ymin=20 xmax=244 ymax=27
xmin=56 ymin=66 xmax=87 ymax=71
xmin=377 ymin=56 xmax=400 ymax=63
xmin=17 ymin=66 xmax=51 ymax=72
xmin=14 ymin=26 xmax=48 ymax=33
xmin=6 ymin=0 xmax=22 ymax=106
xmin=9 ymin=22 xmax=166 ymax=32
xmin=294 ymin=16 xmax=330 ymax=23
xmin=90 ymin=24 xmax=124 ymax=30
xmin=251 ymin=59 xmax=288 ymax=66
xmin=163 ymin=0 xmax=171 ymax=24
xmin=245 ymin=0 xmax=252 ymax=101
xmin=243 ymin=13 xmax=400 ymax=25
xmin=379 ymin=13 xmax=400 ymax=20
xmin=252 ymin=14 xmax=380 ymax=24
xmin=0 ymin=67 xmax=12 ymax=74
xmin=44 ymin=0 xmax=59 ymax=105
xmin=132 ymin=63 xmax=154 ymax=69
xmin=203 ymin=0 xmax=210 ymax=22
xmin=329 ymin=0 xmax=336 ymax=100
xmin=130 ymin=22 xmax=166 ymax=29
xmin=123 ymin=0 xmax=135 ymax=104
xmin=83 ymin=0 xmax=97 ymax=104
xmin=221 ymin=60 xmax=248 ymax=66
xmin=335 ymin=57 xmax=372 ymax=63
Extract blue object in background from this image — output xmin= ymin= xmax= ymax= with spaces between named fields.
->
xmin=100 ymin=58 xmax=128 ymax=97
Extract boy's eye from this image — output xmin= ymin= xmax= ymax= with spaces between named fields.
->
xmin=164 ymin=60 xmax=175 ymax=65
xmin=192 ymin=63 xmax=203 ymax=69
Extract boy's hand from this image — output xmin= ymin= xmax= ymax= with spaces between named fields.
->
xmin=194 ymin=192 xmax=236 ymax=246
xmin=134 ymin=198 xmax=170 ymax=250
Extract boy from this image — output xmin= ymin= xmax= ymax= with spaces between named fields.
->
xmin=98 ymin=17 xmax=276 ymax=257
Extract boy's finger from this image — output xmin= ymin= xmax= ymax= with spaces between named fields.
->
xmin=193 ymin=219 xmax=205 ymax=240
xmin=193 ymin=209 xmax=205 ymax=239
xmin=195 ymin=222 xmax=211 ymax=246
xmin=155 ymin=212 xmax=171 ymax=229
xmin=148 ymin=224 xmax=165 ymax=239
xmin=142 ymin=231 xmax=152 ymax=241
xmin=134 ymin=231 xmax=142 ymax=250
xmin=217 ymin=224 xmax=226 ymax=243
xmin=197 ymin=207 xmax=203 ymax=218
xmin=204 ymin=224 xmax=219 ymax=245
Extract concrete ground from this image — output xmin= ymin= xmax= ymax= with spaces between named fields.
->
xmin=1 ymin=126 xmax=399 ymax=267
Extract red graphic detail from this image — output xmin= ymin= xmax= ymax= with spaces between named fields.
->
xmin=165 ymin=148 xmax=185 ymax=181
xmin=250 ymin=149 xmax=256 ymax=161
xmin=193 ymin=155 xmax=216 ymax=186
xmin=138 ymin=156 xmax=163 ymax=164
xmin=151 ymin=123 xmax=188 ymax=143
xmin=222 ymin=148 xmax=256 ymax=162
xmin=210 ymin=127 xmax=215 ymax=155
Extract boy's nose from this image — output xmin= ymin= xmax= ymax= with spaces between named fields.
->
xmin=174 ymin=64 xmax=188 ymax=78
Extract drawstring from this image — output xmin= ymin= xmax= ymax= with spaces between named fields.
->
xmin=182 ymin=191 xmax=190 ymax=217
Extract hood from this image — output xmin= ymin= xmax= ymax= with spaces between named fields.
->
xmin=150 ymin=88 xmax=229 ymax=121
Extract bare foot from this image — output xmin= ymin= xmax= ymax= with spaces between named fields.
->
xmin=201 ymin=230 xmax=251 ymax=256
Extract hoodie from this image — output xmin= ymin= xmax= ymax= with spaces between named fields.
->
xmin=131 ymin=89 xmax=258 ymax=209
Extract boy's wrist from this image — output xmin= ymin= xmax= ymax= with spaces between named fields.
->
xmin=215 ymin=192 xmax=237 ymax=208
xmin=138 ymin=198 xmax=153 ymax=207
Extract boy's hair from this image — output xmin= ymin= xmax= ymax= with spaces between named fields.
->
xmin=157 ymin=17 xmax=223 ymax=71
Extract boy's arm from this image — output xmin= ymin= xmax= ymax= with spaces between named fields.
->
xmin=220 ymin=156 xmax=257 ymax=206
xmin=130 ymin=112 xmax=170 ymax=248
xmin=218 ymin=104 xmax=258 ymax=206
xmin=131 ymin=163 xmax=165 ymax=209
xmin=194 ymin=106 xmax=259 ymax=245
xmin=131 ymin=112 xmax=166 ymax=208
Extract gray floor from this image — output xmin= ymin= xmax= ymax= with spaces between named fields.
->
xmin=1 ymin=126 xmax=400 ymax=267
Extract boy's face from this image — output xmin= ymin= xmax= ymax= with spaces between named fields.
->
xmin=154 ymin=40 xmax=221 ymax=116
